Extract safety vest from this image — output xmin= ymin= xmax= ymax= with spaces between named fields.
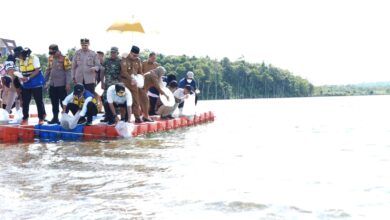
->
xmin=20 ymin=56 xmax=35 ymax=73
xmin=73 ymin=90 xmax=97 ymax=108
xmin=48 ymin=55 xmax=72 ymax=70
xmin=20 ymin=55 xmax=45 ymax=88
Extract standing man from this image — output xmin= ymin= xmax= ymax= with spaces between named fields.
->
xmin=142 ymin=52 xmax=159 ymax=116
xmin=17 ymin=47 xmax=46 ymax=125
xmin=45 ymin=44 xmax=72 ymax=124
xmin=120 ymin=45 xmax=143 ymax=123
xmin=101 ymin=47 xmax=121 ymax=98
xmin=71 ymin=38 xmax=100 ymax=94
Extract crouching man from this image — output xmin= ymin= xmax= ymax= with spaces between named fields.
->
xmin=103 ymin=83 xmax=132 ymax=125
xmin=62 ymin=84 xmax=98 ymax=125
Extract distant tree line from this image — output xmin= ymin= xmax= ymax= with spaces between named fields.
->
xmin=11 ymin=50 xmax=316 ymax=100
xmin=140 ymin=52 xmax=314 ymax=99
xmin=7 ymin=49 xmax=390 ymax=99
xmin=314 ymin=84 xmax=390 ymax=96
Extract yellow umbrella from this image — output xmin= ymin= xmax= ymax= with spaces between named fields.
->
xmin=106 ymin=21 xmax=145 ymax=33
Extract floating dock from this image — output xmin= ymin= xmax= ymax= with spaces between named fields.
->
xmin=0 ymin=111 xmax=215 ymax=143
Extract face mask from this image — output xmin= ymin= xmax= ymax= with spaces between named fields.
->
xmin=187 ymin=79 xmax=193 ymax=83
xmin=116 ymin=90 xmax=126 ymax=97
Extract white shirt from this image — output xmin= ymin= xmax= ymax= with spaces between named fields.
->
xmin=173 ymin=88 xmax=185 ymax=99
xmin=107 ymin=85 xmax=132 ymax=107
xmin=62 ymin=92 xmax=92 ymax=117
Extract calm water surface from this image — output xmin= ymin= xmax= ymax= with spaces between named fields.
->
xmin=1 ymin=96 xmax=390 ymax=219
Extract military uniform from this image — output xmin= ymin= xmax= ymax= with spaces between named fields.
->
xmin=46 ymin=52 xmax=72 ymax=123
xmin=120 ymin=55 xmax=143 ymax=121
xmin=102 ymin=57 xmax=121 ymax=96
xmin=71 ymin=48 xmax=100 ymax=93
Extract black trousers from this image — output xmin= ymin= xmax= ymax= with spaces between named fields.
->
xmin=66 ymin=102 xmax=97 ymax=123
xmin=148 ymin=96 xmax=158 ymax=115
xmin=103 ymin=101 xmax=128 ymax=123
xmin=83 ymin=83 xmax=95 ymax=94
xmin=22 ymin=87 xmax=46 ymax=120
xmin=49 ymin=86 xmax=67 ymax=117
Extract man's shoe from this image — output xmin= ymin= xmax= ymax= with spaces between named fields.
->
xmin=134 ymin=118 xmax=142 ymax=123
xmin=100 ymin=118 xmax=108 ymax=123
xmin=167 ymin=115 xmax=175 ymax=119
xmin=86 ymin=121 xmax=93 ymax=126
xmin=78 ymin=117 xmax=87 ymax=124
xmin=21 ymin=119 xmax=28 ymax=125
xmin=160 ymin=116 xmax=168 ymax=120
xmin=48 ymin=118 xmax=60 ymax=124
xmin=38 ymin=119 xmax=45 ymax=125
xmin=142 ymin=117 xmax=154 ymax=122
xmin=107 ymin=121 xmax=115 ymax=125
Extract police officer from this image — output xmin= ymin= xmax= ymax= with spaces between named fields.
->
xmin=71 ymin=38 xmax=100 ymax=94
xmin=45 ymin=44 xmax=72 ymax=124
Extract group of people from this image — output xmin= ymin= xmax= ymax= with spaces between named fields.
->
xmin=0 ymin=38 xmax=198 ymax=126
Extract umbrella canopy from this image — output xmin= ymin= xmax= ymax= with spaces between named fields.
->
xmin=106 ymin=21 xmax=145 ymax=33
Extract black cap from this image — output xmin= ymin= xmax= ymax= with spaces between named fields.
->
xmin=49 ymin=44 xmax=59 ymax=51
xmin=13 ymin=46 xmax=23 ymax=56
xmin=21 ymin=47 xmax=32 ymax=58
xmin=168 ymin=80 xmax=178 ymax=88
xmin=166 ymin=74 xmax=177 ymax=84
xmin=73 ymin=83 xmax=84 ymax=96
xmin=130 ymin=45 xmax=140 ymax=54
xmin=115 ymin=83 xmax=126 ymax=93
xmin=184 ymin=85 xmax=193 ymax=93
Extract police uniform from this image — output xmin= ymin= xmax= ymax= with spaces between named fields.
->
xmin=71 ymin=39 xmax=100 ymax=94
xmin=46 ymin=52 xmax=72 ymax=123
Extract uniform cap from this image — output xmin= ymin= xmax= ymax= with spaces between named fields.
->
xmin=80 ymin=38 xmax=90 ymax=45
xmin=110 ymin=47 xmax=119 ymax=53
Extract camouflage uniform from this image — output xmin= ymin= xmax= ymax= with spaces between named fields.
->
xmin=102 ymin=57 xmax=121 ymax=98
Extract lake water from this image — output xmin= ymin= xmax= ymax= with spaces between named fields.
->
xmin=1 ymin=96 xmax=390 ymax=219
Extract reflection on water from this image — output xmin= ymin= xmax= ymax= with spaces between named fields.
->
xmin=2 ymin=96 xmax=390 ymax=219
